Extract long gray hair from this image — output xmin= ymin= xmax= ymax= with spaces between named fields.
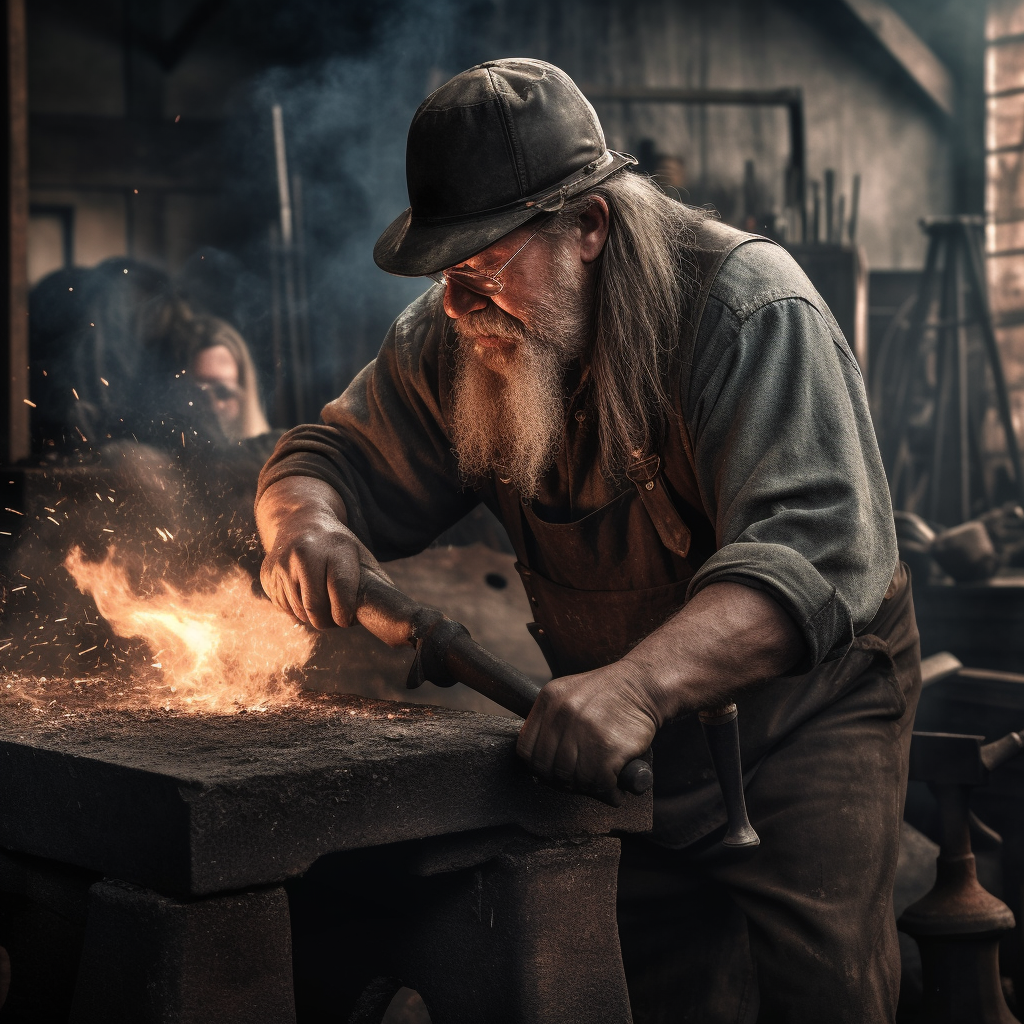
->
xmin=546 ymin=172 xmax=702 ymax=478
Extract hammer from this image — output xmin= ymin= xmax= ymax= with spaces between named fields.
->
xmin=356 ymin=567 xmax=759 ymax=845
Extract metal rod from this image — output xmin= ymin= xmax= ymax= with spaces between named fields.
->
xmin=928 ymin=237 xmax=958 ymax=522
xmin=291 ymin=172 xmax=312 ymax=414
xmin=824 ymin=169 xmax=835 ymax=244
xmin=954 ymin=242 xmax=970 ymax=523
xmin=270 ymin=103 xmax=305 ymax=424
xmin=271 ymin=104 xmax=292 ymax=248
xmin=849 ymin=174 xmax=861 ymax=244
xmin=267 ymin=222 xmax=287 ymax=428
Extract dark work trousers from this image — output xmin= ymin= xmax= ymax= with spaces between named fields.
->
xmin=618 ymin=582 xmax=921 ymax=1024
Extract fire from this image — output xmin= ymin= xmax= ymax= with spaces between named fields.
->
xmin=63 ymin=547 xmax=314 ymax=713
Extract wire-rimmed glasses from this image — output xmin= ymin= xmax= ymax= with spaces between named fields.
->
xmin=427 ymin=225 xmax=544 ymax=296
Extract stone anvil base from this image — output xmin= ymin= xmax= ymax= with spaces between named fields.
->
xmin=0 ymin=692 xmax=651 ymax=1023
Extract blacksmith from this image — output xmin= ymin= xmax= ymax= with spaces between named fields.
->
xmin=256 ymin=58 xmax=920 ymax=1022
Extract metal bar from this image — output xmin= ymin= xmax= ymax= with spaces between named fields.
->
xmin=928 ymin=234 xmax=957 ymax=522
xmin=271 ymin=104 xmax=292 ymax=248
xmin=824 ymin=168 xmax=836 ymax=244
xmin=849 ymin=173 xmax=861 ymax=243
xmin=291 ymin=172 xmax=312 ymax=415
xmin=782 ymin=97 xmax=808 ymax=240
xmin=985 ymin=143 xmax=1024 ymax=155
xmin=267 ymin=222 xmax=287 ymax=428
xmin=2 ymin=0 xmax=28 ymax=465
xmin=270 ymin=103 xmax=305 ymax=424
xmin=953 ymin=241 xmax=970 ymax=523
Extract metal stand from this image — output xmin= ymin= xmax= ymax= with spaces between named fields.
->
xmin=898 ymin=730 xmax=1024 ymax=1023
xmin=873 ymin=216 xmax=1024 ymax=525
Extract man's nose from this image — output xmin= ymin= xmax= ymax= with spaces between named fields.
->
xmin=443 ymin=280 xmax=489 ymax=318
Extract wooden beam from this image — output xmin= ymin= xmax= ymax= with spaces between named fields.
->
xmin=2 ymin=0 xmax=29 ymax=464
xmin=839 ymin=0 xmax=955 ymax=116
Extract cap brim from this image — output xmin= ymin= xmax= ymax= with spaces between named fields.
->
xmin=373 ymin=205 xmax=540 ymax=278
xmin=374 ymin=150 xmax=635 ymax=278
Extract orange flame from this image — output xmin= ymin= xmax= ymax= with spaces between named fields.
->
xmin=64 ymin=547 xmax=313 ymax=713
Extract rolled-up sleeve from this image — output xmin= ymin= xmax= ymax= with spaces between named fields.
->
xmin=683 ymin=259 xmax=897 ymax=670
xmin=256 ymin=289 xmax=478 ymax=559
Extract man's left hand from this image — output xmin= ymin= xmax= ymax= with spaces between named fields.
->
xmin=514 ymin=582 xmax=807 ymax=806
xmin=517 ymin=661 xmax=661 ymax=806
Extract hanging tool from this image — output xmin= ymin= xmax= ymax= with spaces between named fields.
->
xmin=355 ymin=567 xmax=759 ymax=846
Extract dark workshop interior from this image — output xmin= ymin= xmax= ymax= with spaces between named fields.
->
xmin=4 ymin=0 xmax=1024 ymax=1022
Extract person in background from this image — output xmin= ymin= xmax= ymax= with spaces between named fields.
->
xmin=4 ymin=260 xmax=281 ymax=680
xmin=180 ymin=314 xmax=272 ymax=442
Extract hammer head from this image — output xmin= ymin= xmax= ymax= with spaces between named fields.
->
xmin=909 ymin=732 xmax=987 ymax=786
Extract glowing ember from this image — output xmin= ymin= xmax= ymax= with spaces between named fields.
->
xmin=63 ymin=547 xmax=314 ymax=713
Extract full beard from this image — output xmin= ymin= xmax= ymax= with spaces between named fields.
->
xmin=448 ymin=250 xmax=592 ymax=499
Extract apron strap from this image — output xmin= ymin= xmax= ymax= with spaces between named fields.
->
xmin=492 ymin=474 xmax=530 ymax=561
xmin=626 ymin=454 xmax=691 ymax=559
xmin=491 ymin=476 xmax=558 ymax=669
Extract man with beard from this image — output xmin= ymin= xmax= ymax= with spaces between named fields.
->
xmin=256 ymin=59 xmax=919 ymax=1022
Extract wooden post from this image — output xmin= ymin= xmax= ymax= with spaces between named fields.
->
xmin=2 ymin=0 xmax=29 ymax=464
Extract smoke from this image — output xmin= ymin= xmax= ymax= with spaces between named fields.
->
xmin=221 ymin=0 xmax=484 ymax=410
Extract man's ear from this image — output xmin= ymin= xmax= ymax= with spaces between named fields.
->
xmin=578 ymin=196 xmax=610 ymax=264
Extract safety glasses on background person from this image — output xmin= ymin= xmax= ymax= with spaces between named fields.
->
xmin=196 ymin=380 xmax=244 ymax=403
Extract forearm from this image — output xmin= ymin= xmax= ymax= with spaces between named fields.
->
xmin=619 ymin=581 xmax=806 ymax=727
xmin=255 ymin=476 xmax=349 ymax=552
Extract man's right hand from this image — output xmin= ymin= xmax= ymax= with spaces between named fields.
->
xmin=256 ymin=476 xmax=372 ymax=629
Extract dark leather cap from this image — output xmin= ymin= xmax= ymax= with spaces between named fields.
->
xmin=373 ymin=58 xmax=635 ymax=277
